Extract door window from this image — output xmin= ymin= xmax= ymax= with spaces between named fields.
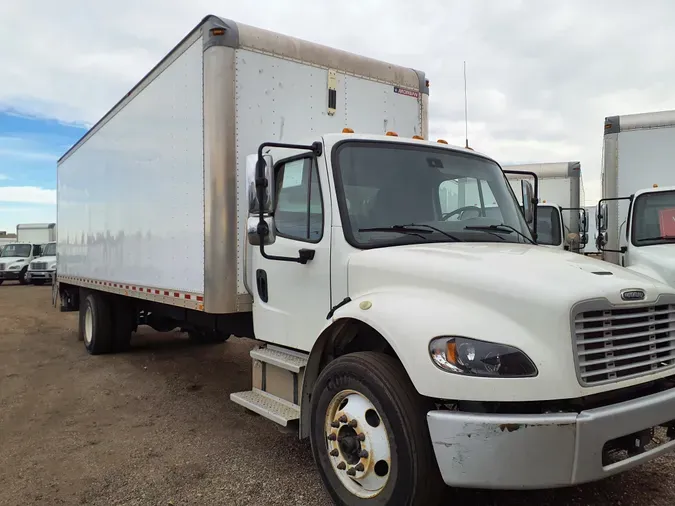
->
xmin=274 ymin=158 xmax=323 ymax=242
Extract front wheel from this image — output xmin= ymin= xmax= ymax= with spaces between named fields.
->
xmin=310 ymin=352 xmax=443 ymax=506
xmin=18 ymin=268 xmax=28 ymax=285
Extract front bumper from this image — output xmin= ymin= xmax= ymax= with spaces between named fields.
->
xmin=427 ymin=386 xmax=675 ymax=489
xmin=26 ymin=270 xmax=55 ymax=282
xmin=0 ymin=270 xmax=20 ymax=280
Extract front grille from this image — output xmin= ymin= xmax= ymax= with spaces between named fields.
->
xmin=32 ymin=262 xmax=47 ymax=270
xmin=574 ymin=302 xmax=675 ymax=385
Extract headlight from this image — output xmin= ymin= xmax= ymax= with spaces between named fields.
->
xmin=429 ymin=336 xmax=537 ymax=378
xmin=9 ymin=264 xmax=21 ymax=270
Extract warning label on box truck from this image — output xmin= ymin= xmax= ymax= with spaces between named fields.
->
xmin=394 ymin=87 xmax=419 ymax=99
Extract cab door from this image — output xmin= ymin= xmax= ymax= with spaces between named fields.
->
xmin=249 ymin=153 xmax=332 ymax=352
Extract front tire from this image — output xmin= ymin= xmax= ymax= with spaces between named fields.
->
xmin=79 ymin=292 xmax=113 ymax=354
xmin=310 ymin=352 xmax=443 ymax=506
xmin=18 ymin=267 xmax=28 ymax=285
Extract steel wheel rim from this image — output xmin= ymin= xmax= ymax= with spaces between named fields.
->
xmin=84 ymin=305 xmax=93 ymax=345
xmin=324 ymin=389 xmax=391 ymax=499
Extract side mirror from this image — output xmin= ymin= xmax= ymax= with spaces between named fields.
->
xmin=597 ymin=231 xmax=608 ymax=248
xmin=580 ymin=210 xmax=588 ymax=233
xmin=521 ymin=180 xmax=535 ymax=224
xmin=247 ymin=216 xmax=276 ymax=246
xmin=246 ymin=153 xmax=275 ymax=214
xmin=581 ymin=232 xmax=588 ymax=245
xmin=597 ymin=202 xmax=608 ymax=233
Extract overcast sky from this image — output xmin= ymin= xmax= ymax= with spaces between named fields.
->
xmin=1 ymin=0 xmax=675 ymax=231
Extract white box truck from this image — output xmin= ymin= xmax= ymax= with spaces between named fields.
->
xmin=26 ymin=241 xmax=56 ymax=285
xmin=505 ymin=162 xmax=588 ymax=251
xmin=597 ymin=110 xmax=675 ymax=288
xmin=54 ymin=15 xmax=675 ymax=505
xmin=0 ymin=223 xmax=55 ymax=285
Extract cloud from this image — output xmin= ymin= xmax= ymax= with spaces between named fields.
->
xmin=0 ymin=186 xmax=56 ymax=204
xmin=0 ymin=174 xmax=9 ymax=181
xmin=2 ymin=0 xmax=675 ymax=208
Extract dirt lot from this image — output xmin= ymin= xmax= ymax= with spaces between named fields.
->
xmin=1 ymin=284 xmax=674 ymax=506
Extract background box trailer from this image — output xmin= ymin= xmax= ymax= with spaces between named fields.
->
xmin=56 ymin=15 xmax=428 ymax=316
xmin=598 ymin=111 xmax=675 ymax=288
xmin=504 ymin=162 xmax=587 ymax=251
xmin=16 ymin=223 xmax=56 ymax=244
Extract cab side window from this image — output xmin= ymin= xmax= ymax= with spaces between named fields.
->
xmin=274 ymin=158 xmax=323 ymax=242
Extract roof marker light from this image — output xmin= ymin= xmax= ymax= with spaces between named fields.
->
xmin=412 ymin=135 xmax=424 ymax=140
xmin=342 ymin=127 xmax=354 ymax=133
xmin=437 ymin=139 xmax=448 ymax=144
xmin=386 ymin=131 xmax=398 ymax=137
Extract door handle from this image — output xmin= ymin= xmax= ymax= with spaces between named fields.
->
xmin=298 ymin=249 xmax=315 ymax=264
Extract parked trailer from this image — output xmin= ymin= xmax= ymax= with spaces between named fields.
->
xmin=55 ymin=15 xmax=675 ymax=505
xmin=597 ymin=110 xmax=675 ymax=288
xmin=505 ymin=162 xmax=588 ymax=251
xmin=16 ymin=223 xmax=56 ymax=244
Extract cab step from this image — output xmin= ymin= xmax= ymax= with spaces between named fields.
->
xmin=230 ymin=388 xmax=300 ymax=426
xmin=249 ymin=345 xmax=308 ymax=372
xmin=230 ymin=344 xmax=309 ymax=427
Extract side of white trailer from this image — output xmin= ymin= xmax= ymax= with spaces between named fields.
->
xmin=601 ymin=111 xmax=675 ymax=264
xmin=56 ymin=15 xmax=428 ymax=315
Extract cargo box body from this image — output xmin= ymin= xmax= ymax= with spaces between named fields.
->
xmin=56 ymin=15 xmax=428 ymax=314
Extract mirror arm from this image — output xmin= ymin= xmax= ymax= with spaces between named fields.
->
xmin=255 ymin=141 xmax=323 ymax=264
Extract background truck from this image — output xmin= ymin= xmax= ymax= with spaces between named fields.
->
xmin=0 ymin=241 xmax=46 ymax=285
xmin=54 ymin=15 xmax=675 ymax=505
xmin=16 ymin=223 xmax=56 ymax=244
xmin=504 ymin=162 xmax=587 ymax=251
xmin=597 ymin=110 xmax=675 ymax=288
xmin=26 ymin=241 xmax=56 ymax=285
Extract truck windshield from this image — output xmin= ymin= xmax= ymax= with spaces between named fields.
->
xmin=535 ymin=206 xmax=562 ymax=246
xmin=631 ymin=190 xmax=675 ymax=246
xmin=1 ymin=244 xmax=31 ymax=257
xmin=43 ymin=243 xmax=56 ymax=256
xmin=332 ymin=141 xmax=533 ymax=248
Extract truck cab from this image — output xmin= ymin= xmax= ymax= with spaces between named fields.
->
xmin=0 ymin=243 xmax=42 ymax=285
xmin=598 ymin=185 xmax=675 ymax=286
xmin=26 ymin=241 xmax=56 ymax=285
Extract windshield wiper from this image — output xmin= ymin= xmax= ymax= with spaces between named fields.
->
xmin=358 ymin=225 xmax=431 ymax=240
xmin=401 ymin=223 xmax=461 ymax=242
xmin=464 ymin=224 xmax=535 ymax=244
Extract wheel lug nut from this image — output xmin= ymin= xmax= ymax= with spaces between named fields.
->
xmin=331 ymin=421 xmax=340 ymax=428
xmin=328 ymin=433 xmax=337 ymax=441
xmin=359 ymin=450 xmax=369 ymax=458
xmin=355 ymin=463 xmax=365 ymax=472
xmin=346 ymin=467 xmax=356 ymax=476
xmin=337 ymin=461 xmax=346 ymax=470
xmin=357 ymin=433 xmax=366 ymax=441
xmin=337 ymin=436 xmax=344 ymax=442
xmin=339 ymin=415 xmax=348 ymax=423
xmin=330 ymin=449 xmax=339 ymax=457
xmin=348 ymin=419 xmax=358 ymax=428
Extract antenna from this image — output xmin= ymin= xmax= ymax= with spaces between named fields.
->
xmin=463 ymin=61 xmax=470 ymax=150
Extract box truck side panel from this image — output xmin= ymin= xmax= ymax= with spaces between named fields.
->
xmin=233 ymin=48 xmax=424 ymax=295
xmin=57 ymin=37 xmax=205 ymax=295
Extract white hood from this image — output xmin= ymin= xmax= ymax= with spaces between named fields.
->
xmin=348 ymin=243 xmax=669 ymax=309
xmin=29 ymin=255 xmax=57 ymax=269
xmin=0 ymin=257 xmax=29 ymax=270
xmin=344 ymin=243 xmax=675 ymax=400
xmin=628 ymin=244 xmax=675 ymax=287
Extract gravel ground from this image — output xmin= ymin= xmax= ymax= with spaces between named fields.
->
xmin=0 ymin=283 xmax=674 ymax=505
